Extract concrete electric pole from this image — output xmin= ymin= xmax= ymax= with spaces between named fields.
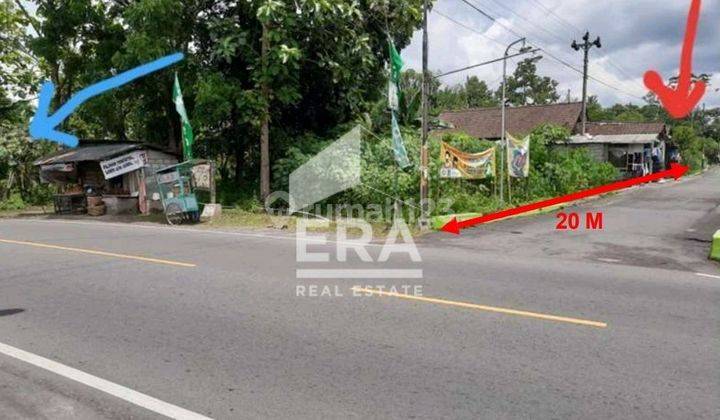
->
xmin=420 ymin=0 xmax=430 ymax=231
xmin=572 ymin=31 xmax=601 ymax=135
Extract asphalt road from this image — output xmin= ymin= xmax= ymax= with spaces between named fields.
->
xmin=0 ymin=169 xmax=718 ymax=419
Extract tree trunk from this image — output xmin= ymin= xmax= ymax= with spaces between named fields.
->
xmin=235 ymin=143 xmax=243 ymax=183
xmin=260 ymin=22 xmax=271 ymax=202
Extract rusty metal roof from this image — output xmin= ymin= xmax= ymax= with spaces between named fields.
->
xmin=437 ymin=102 xmax=583 ymax=139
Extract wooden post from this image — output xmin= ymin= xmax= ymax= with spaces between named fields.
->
xmin=210 ymin=160 xmax=217 ymax=205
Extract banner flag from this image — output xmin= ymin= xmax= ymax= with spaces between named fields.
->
xmin=440 ymin=142 xmax=496 ymax=179
xmin=387 ymin=40 xmax=403 ymax=112
xmin=507 ymin=133 xmax=530 ymax=178
xmin=173 ymin=73 xmax=194 ymax=161
xmin=391 ymin=112 xmax=411 ymax=169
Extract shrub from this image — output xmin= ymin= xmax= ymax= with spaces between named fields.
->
xmin=0 ymin=193 xmax=25 ymax=211
xmin=271 ymin=123 xmax=620 ymax=223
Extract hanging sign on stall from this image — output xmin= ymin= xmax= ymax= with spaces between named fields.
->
xmin=101 ymin=150 xmax=148 ymax=179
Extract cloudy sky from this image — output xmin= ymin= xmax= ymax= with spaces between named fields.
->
xmin=402 ymin=0 xmax=720 ymax=107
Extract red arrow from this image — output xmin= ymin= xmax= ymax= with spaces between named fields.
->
xmin=644 ymin=0 xmax=705 ymax=119
xmin=441 ymin=164 xmax=689 ymax=235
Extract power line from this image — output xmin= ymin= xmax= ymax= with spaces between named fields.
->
xmin=476 ymin=0 xmax=571 ymax=47
xmin=458 ymin=0 xmax=525 ymax=40
xmin=433 ymin=9 xmax=506 ymax=49
xmin=457 ymin=0 xmax=645 ymax=101
xmin=435 ymin=48 xmax=541 ymax=78
xmin=522 ymin=0 xmax=636 ymax=80
xmin=525 ymin=0 xmax=583 ymax=35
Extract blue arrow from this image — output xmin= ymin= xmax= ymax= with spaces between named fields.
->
xmin=30 ymin=52 xmax=185 ymax=147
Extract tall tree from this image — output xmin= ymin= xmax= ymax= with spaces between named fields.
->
xmin=464 ymin=76 xmax=496 ymax=108
xmin=0 ymin=0 xmax=37 ymax=123
xmin=499 ymin=57 xmax=559 ymax=106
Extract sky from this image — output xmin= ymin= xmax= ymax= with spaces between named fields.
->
xmin=402 ymin=0 xmax=720 ymax=107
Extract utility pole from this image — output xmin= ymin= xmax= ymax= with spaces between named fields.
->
xmin=419 ymin=0 xmax=429 ymax=230
xmin=501 ymin=38 xmax=532 ymax=204
xmin=572 ymin=31 xmax=601 ymax=135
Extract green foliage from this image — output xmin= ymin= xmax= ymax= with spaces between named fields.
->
xmin=0 ymin=124 xmax=58 ymax=205
xmin=0 ymin=193 xmax=25 ymax=211
xmin=268 ymin=123 xmax=618 ymax=222
xmin=673 ymin=125 xmax=704 ymax=171
xmin=498 ymin=57 xmax=559 ymax=106
xmin=436 ymin=76 xmax=498 ymax=111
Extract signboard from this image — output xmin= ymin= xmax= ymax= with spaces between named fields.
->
xmin=157 ymin=171 xmax=180 ymax=185
xmin=440 ymin=142 xmax=496 ymax=179
xmin=101 ymin=151 xmax=148 ymax=180
xmin=191 ymin=164 xmax=211 ymax=190
xmin=507 ymin=133 xmax=530 ymax=178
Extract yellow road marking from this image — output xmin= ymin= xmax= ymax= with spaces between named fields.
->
xmin=352 ymin=287 xmax=607 ymax=328
xmin=0 ymin=238 xmax=196 ymax=268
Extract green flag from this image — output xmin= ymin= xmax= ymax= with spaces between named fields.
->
xmin=173 ymin=73 xmax=194 ymax=161
xmin=388 ymin=40 xmax=403 ymax=111
xmin=391 ymin=112 xmax=411 ymax=169
xmin=388 ymin=40 xmax=410 ymax=169
xmin=389 ymin=40 xmax=403 ymax=85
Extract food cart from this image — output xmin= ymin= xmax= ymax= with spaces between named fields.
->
xmin=154 ymin=160 xmax=213 ymax=225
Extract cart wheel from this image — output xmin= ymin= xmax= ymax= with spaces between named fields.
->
xmin=165 ymin=203 xmax=184 ymax=225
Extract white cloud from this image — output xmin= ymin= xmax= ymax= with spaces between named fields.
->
xmin=403 ymin=0 xmax=720 ymax=107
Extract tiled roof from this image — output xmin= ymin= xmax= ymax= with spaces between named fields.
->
xmin=584 ymin=122 xmax=666 ymax=136
xmin=437 ymin=102 xmax=583 ymax=139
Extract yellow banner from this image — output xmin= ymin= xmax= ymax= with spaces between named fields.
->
xmin=507 ymin=133 xmax=530 ymax=178
xmin=440 ymin=142 xmax=496 ymax=179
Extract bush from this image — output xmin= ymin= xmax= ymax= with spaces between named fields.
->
xmin=270 ymin=123 xmax=620 ymax=222
xmin=0 ymin=193 xmax=25 ymax=211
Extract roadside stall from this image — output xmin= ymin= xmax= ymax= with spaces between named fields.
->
xmin=35 ymin=141 xmax=179 ymax=216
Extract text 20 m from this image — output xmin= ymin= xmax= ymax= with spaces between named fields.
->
xmin=556 ymin=212 xmax=604 ymax=230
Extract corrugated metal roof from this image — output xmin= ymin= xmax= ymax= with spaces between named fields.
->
xmin=585 ymin=122 xmax=666 ymax=136
xmin=566 ymin=134 xmax=660 ymax=145
xmin=33 ymin=143 xmax=171 ymax=166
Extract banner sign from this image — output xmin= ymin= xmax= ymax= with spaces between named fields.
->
xmin=440 ymin=142 xmax=496 ymax=179
xmin=191 ymin=164 xmax=212 ymax=190
xmin=507 ymin=133 xmax=530 ymax=178
xmin=101 ymin=150 xmax=148 ymax=179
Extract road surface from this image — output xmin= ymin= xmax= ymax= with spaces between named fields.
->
xmin=0 ymin=169 xmax=718 ymax=419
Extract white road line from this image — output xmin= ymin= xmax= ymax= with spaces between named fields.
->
xmin=696 ymin=272 xmax=720 ymax=280
xmin=597 ymin=258 xmax=622 ymax=263
xmin=0 ymin=341 xmax=212 ymax=420
xmin=3 ymin=218 xmax=386 ymax=248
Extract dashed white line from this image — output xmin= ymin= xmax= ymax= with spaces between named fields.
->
xmin=597 ymin=258 xmax=622 ymax=263
xmin=695 ymin=272 xmax=720 ymax=280
xmin=0 ymin=341 xmax=212 ymax=420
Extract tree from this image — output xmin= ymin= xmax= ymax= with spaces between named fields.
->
xmin=0 ymin=0 xmax=37 ymax=123
xmin=464 ymin=76 xmax=497 ymax=108
xmin=23 ymin=0 xmax=429 ymax=201
xmin=499 ymin=57 xmax=559 ymax=106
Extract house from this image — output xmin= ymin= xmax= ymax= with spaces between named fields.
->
xmin=437 ymin=102 xmax=585 ymax=141
xmin=561 ymin=122 xmax=670 ymax=177
xmin=35 ymin=141 xmax=178 ymax=215
xmin=436 ymin=102 xmax=669 ymax=177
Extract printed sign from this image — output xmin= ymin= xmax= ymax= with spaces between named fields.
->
xmin=101 ymin=151 xmax=148 ymax=179
xmin=192 ymin=164 xmax=211 ymax=190
xmin=440 ymin=142 xmax=496 ymax=179
xmin=507 ymin=133 xmax=530 ymax=178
